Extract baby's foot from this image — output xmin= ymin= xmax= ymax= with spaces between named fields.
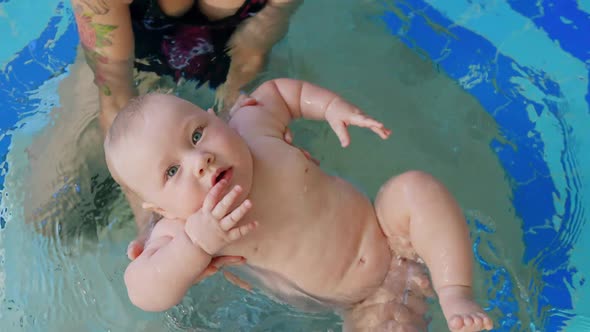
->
xmin=437 ymin=285 xmax=493 ymax=331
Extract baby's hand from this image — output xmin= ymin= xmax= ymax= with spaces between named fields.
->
xmin=325 ymin=98 xmax=392 ymax=147
xmin=185 ymin=179 xmax=258 ymax=255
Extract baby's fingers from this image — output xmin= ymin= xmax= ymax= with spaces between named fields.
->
xmin=210 ymin=255 xmax=246 ymax=268
xmin=223 ymin=271 xmax=253 ymax=291
xmin=127 ymin=240 xmax=144 ymax=261
xmin=371 ymin=126 xmax=392 ymax=140
xmin=328 ymin=120 xmax=351 ymax=147
xmin=211 ymin=185 xmax=243 ymax=219
xmin=350 ymin=114 xmax=391 ymax=140
xmin=227 ymin=221 xmax=258 ymax=241
xmin=203 ymin=179 xmax=229 ymax=211
xmin=350 ymin=113 xmax=385 ymax=128
xmin=283 ymin=127 xmax=294 ymax=144
xmin=219 ymin=199 xmax=252 ymax=231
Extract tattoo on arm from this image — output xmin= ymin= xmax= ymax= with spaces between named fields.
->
xmin=73 ymin=3 xmax=118 ymax=96
xmin=80 ymin=0 xmax=109 ymax=15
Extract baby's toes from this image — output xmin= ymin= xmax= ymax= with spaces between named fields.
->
xmin=477 ymin=313 xmax=493 ymax=330
xmin=469 ymin=313 xmax=484 ymax=329
xmin=449 ymin=313 xmax=493 ymax=331
xmin=448 ymin=314 xmax=468 ymax=331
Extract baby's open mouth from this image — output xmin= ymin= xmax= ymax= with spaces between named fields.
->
xmin=213 ymin=167 xmax=233 ymax=186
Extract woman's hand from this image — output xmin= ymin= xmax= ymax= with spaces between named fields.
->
xmin=196 ymin=256 xmax=253 ymax=291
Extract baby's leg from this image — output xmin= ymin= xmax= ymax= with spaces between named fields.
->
xmin=374 ymin=171 xmax=493 ymax=331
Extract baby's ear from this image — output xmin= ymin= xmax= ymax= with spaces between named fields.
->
xmin=141 ymin=202 xmax=177 ymax=220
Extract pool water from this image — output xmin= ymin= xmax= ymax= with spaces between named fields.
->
xmin=1 ymin=0 xmax=589 ymax=331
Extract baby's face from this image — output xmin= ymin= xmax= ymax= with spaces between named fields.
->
xmin=111 ymin=94 xmax=253 ymax=219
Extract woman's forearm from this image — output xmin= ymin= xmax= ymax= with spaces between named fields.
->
xmin=229 ymin=0 xmax=302 ymax=50
xmin=72 ymin=0 xmax=136 ymax=132
xmin=94 ymin=56 xmax=137 ymax=132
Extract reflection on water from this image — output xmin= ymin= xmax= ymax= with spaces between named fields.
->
xmin=0 ymin=0 xmax=537 ymax=331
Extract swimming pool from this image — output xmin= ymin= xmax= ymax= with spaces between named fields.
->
xmin=1 ymin=0 xmax=588 ymax=331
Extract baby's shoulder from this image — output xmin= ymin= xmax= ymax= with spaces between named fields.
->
xmin=229 ymin=106 xmax=284 ymax=140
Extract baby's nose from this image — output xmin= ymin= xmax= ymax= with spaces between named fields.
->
xmin=194 ymin=152 xmax=214 ymax=178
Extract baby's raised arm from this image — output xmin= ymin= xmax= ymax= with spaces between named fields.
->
xmin=124 ymin=180 xmax=257 ymax=312
xmin=248 ymin=79 xmax=391 ymax=146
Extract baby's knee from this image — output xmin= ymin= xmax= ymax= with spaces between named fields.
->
xmin=393 ymin=170 xmax=437 ymax=189
xmin=375 ymin=171 xmax=450 ymax=225
xmin=378 ymin=171 xmax=436 ymax=200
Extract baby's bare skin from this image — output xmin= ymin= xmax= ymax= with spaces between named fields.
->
xmin=106 ymin=79 xmax=493 ymax=331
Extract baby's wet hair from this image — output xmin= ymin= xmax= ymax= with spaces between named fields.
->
xmin=106 ymin=92 xmax=162 ymax=147
xmin=104 ymin=91 xmax=171 ymax=187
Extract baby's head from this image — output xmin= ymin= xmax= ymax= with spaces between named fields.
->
xmin=105 ymin=93 xmax=254 ymax=220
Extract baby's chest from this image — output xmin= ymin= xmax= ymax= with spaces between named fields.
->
xmin=253 ymin=139 xmax=318 ymax=182
xmin=253 ymin=146 xmax=323 ymax=207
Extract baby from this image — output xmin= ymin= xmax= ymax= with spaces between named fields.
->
xmin=104 ymin=78 xmax=493 ymax=331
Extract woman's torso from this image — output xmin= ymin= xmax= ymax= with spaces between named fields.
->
xmin=129 ymin=0 xmax=267 ymax=87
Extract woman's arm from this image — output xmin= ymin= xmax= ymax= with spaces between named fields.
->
xmin=72 ymin=0 xmax=153 ymax=239
xmin=229 ymin=0 xmax=302 ymax=52
xmin=216 ymin=0 xmax=303 ymax=115
xmin=71 ymin=0 xmax=136 ymax=133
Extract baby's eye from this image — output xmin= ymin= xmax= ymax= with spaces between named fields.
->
xmin=166 ymin=165 xmax=179 ymax=178
xmin=192 ymin=128 xmax=203 ymax=144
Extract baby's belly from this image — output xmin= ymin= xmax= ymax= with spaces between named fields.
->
xmin=237 ymin=221 xmax=393 ymax=312
xmin=328 ymin=214 xmax=393 ymax=305
xmin=231 ymin=173 xmax=394 ymax=308
xmin=246 ymin=211 xmax=393 ymax=308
